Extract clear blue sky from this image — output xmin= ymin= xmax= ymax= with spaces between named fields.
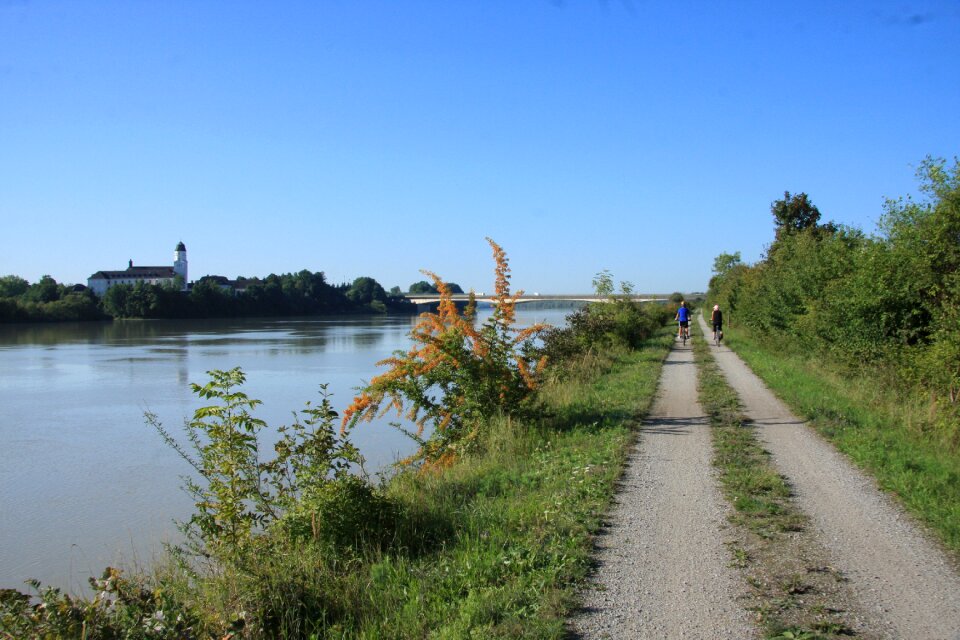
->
xmin=2 ymin=1 xmax=958 ymax=294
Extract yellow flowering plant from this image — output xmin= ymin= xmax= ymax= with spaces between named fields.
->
xmin=343 ymin=239 xmax=547 ymax=469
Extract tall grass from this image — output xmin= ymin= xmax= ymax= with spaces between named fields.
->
xmin=337 ymin=332 xmax=674 ymax=638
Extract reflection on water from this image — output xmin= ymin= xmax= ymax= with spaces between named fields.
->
xmin=0 ymin=308 xmax=573 ymax=593
xmin=0 ymin=316 xmax=406 ymax=351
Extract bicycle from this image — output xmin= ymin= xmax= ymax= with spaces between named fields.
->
xmin=713 ymin=326 xmax=722 ymax=348
xmin=675 ymin=302 xmax=691 ymax=346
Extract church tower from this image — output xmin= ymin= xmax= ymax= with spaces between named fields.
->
xmin=173 ymin=241 xmax=188 ymax=288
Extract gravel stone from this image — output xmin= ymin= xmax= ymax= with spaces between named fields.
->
xmin=570 ymin=339 xmax=757 ymax=639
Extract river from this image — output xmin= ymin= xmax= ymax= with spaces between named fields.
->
xmin=0 ymin=306 xmax=574 ymax=593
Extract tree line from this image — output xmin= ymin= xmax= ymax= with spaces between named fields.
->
xmin=0 ymin=271 xmax=450 ymax=322
xmin=708 ymin=156 xmax=959 ymax=438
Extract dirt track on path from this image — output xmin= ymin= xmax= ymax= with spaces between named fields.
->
xmin=570 ymin=336 xmax=757 ymax=639
xmin=700 ymin=314 xmax=960 ymax=639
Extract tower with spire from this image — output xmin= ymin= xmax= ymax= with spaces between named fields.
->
xmin=173 ymin=241 xmax=188 ymax=285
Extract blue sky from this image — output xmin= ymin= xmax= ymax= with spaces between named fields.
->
xmin=2 ymin=1 xmax=958 ymax=294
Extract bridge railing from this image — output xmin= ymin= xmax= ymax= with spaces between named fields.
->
xmin=402 ymin=293 xmax=668 ymax=305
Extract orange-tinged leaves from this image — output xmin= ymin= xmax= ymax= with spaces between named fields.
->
xmin=516 ymin=357 xmax=536 ymax=389
xmin=341 ymin=391 xmax=375 ymax=432
xmin=536 ymin=355 xmax=549 ymax=375
xmin=341 ymin=238 xmax=548 ymax=468
xmin=422 ymin=269 xmax=458 ymax=324
xmin=514 ymin=322 xmax=548 ymax=345
xmin=437 ymin=411 xmax=453 ymax=432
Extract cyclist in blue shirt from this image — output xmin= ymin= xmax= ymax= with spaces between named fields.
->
xmin=675 ymin=301 xmax=690 ymax=340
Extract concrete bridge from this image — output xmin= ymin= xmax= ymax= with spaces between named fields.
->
xmin=404 ymin=293 xmax=668 ymax=306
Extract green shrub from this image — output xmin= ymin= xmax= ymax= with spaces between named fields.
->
xmin=277 ymin=475 xmax=398 ymax=550
xmin=0 ymin=568 xmax=201 ymax=639
xmin=538 ymin=298 xmax=670 ymax=368
xmin=148 ymin=369 xmax=363 ymax=563
xmin=708 ymin=156 xmax=960 ymax=447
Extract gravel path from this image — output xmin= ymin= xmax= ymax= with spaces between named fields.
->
xmin=700 ymin=314 xmax=960 ymax=639
xmin=570 ymin=338 xmax=757 ymax=639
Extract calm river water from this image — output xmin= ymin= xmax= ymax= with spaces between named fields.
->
xmin=0 ymin=307 xmax=573 ymax=593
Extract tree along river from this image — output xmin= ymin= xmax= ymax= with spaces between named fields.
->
xmin=0 ymin=307 xmax=573 ymax=594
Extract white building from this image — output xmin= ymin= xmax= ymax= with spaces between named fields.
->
xmin=87 ymin=242 xmax=188 ymax=296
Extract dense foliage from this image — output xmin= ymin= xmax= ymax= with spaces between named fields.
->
xmin=408 ymin=280 xmax=464 ymax=294
xmin=0 ymin=270 xmax=414 ymax=322
xmin=0 ymin=275 xmax=104 ymax=322
xmin=537 ymin=271 xmax=674 ymax=368
xmin=709 ymin=156 xmax=960 ymax=444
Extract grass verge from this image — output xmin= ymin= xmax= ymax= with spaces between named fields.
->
xmin=723 ymin=327 xmax=960 ymax=555
xmin=349 ymin=332 xmax=673 ymax=638
xmin=330 ymin=329 xmax=674 ymax=638
xmin=694 ymin=332 xmax=860 ymax=639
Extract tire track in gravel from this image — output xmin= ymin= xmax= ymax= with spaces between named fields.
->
xmin=699 ymin=314 xmax=960 ymax=639
xmin=570 ymin=338 xmax=757 ymax=639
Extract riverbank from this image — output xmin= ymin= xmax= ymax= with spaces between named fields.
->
xmin=1 ymin=324 xmax=674 ymax=638
xmin=0 ymin=313 xmax=469 ymax=592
